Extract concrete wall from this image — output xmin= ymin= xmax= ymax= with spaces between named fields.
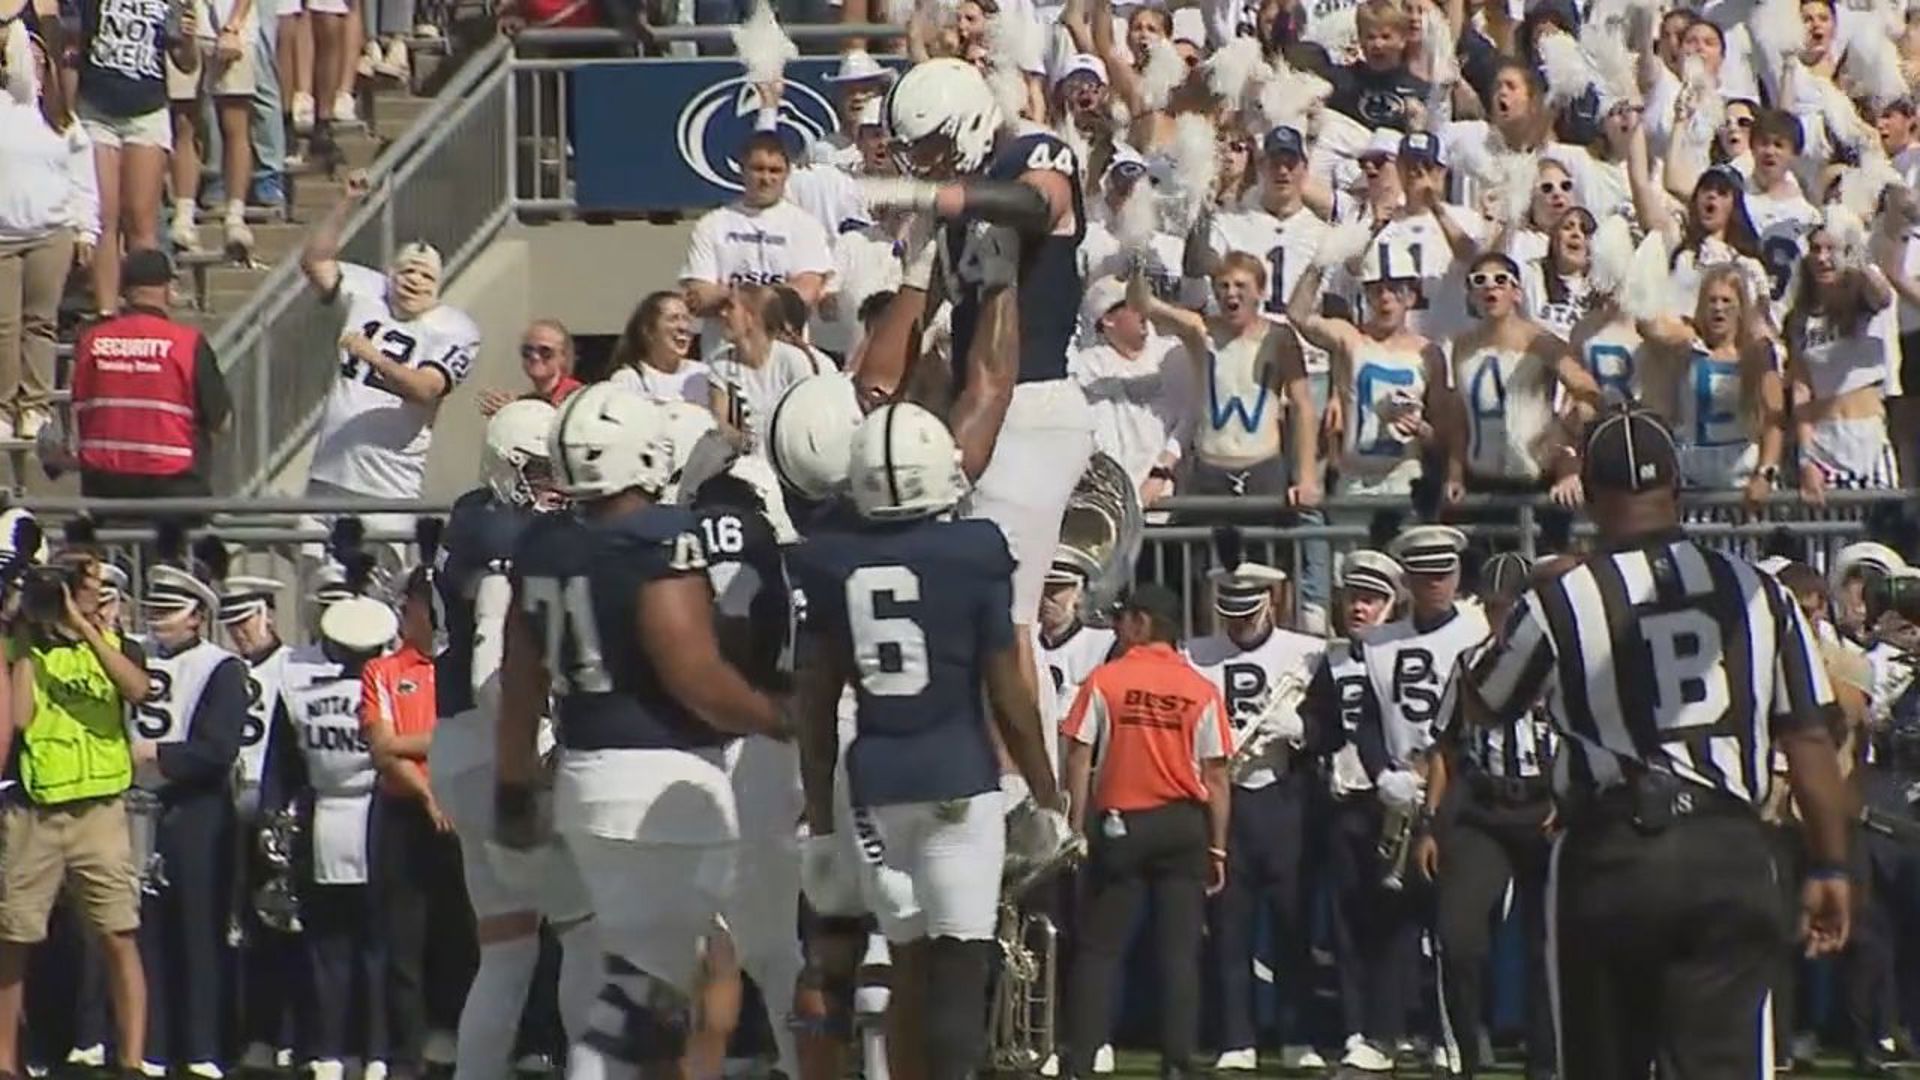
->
xmin=262 ymin=218 xmax=698 ymax=501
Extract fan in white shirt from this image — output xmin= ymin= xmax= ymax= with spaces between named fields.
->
xmin=300 ymin=179 xmax=477 ymax=502
xmin=1069 ymin=276 xmax=1192 ymax=504
xmin=605 ymin=290 xmax=714 ymax=406
xmin=1361 ymin=132 xmax=1492 ymax=343
xmin=1738 ymin=112 xmax=1825 ymax=326
xmin=1197 ymin=125 xmax=1332 ymax=331
xmin=708 ymin=284 xmax=828 ymax=459
xmin=1078 ymin=147 xmax=1209 ymax=316
xmin=680 ymin=133 xmax=835 ymax=360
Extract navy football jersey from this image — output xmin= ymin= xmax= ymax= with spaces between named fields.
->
xmin=513 ymin=506 xmax=723 ymax=751
xmin=791 ymin=517 xmax=1014 ymax=806
xmin=691 ymin=480 xmax=792 ymax=693
xmin=943 ymin=131 xmax=1087 ymax=388
xmin=436 ymin=487 xmax=531 ymax=717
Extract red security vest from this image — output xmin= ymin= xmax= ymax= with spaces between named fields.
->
xmin=72 ymin=310 xmax=201 ymax=477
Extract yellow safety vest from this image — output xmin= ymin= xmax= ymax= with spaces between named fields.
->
xmin=14 ymin=631 xmax=133 ymax=805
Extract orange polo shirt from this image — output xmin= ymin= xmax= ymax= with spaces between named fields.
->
xmin=1061 ymin=642 xmax=1231 ymax=814
xmin=360 ymin=643 xmax=437 ymax=797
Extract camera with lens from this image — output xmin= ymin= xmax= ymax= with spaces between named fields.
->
xmin=19 ymin=562 xmax=83 ymax=624
xmin=1866 ymin=571 xmax=1920 ymax=629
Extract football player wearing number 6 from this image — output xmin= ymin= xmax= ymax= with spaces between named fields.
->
xmin=300 ymin=170 xmax=482 ymax=511
xmin=857 ymin=58 xmax=1097 ymax=731
xmin=496 ymin=382 xmax=785 ymax=1080
xmin=789 ymin=402 xmax=1067 ymax=1080
xmin=130 ymin=563 xmax=251 ymax=1078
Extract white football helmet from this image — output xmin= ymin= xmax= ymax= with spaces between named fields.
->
xmin=885 ymin=58 xmax=1002 ymax=179
xmin=482 ymin=399 xmax=559 ymax=510
xmin=767 ymin=373 xmax=864 ymax=501
xmin=846 ymin=402 xmax=968 ymax=521
xmin=657 ymin=401 xmax=721 ymax=504
xmin=548 ymin=383 xmax=673 ymax=500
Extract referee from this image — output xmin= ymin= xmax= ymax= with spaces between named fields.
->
xmin=1462 ymin=407 xmax=1854 ymax=1079
xmin=1059 ymin=585 xmax=1233 ymax=1080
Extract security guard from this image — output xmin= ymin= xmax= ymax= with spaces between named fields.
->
xmin=70 ymin=250 xmax=233 ymax=503
xmin=1419 ymin=553 xmax=1557 ymax=1080
xmin=1462 ymin=407 xmax=1854 ymax=1079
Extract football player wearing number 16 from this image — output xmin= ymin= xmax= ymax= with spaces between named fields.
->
xmin=857 ymin=58 xmax=1096 ymax=723
xmin=495 ymin=383 xmax=787 ymax=1080
xmin=300 ymin=172 xmax=482 ymax=510
xmin=789 ymin=403 xmax=1068 ymax=1080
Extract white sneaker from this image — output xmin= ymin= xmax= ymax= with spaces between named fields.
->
xmin=66 ymin=1045 xmax=106 ymax=1067
xmin=1432 ymin=1042 xmax=1461 ymax=1074
xmin=334 ymin=92 xmax=358 ymax=124
xmin=239 ymin=1043 xmax=275 ymax=1071
xmin=186 ymin=1062 xmax=224 ymax=1079
xmin=224 ymin=210 xmax=254 ymax=259
xmin=1340 ymin=1035 xmax=1395 ymax=1072
xmin=1091 ymin=1044 xmax=1114 ymax=1074
xmin=357 ymin=39 xmax=381 ymax=77
xmin=310 ymin=1060 xmax=347 ymax=1080
xmin=140 ymin=1063 xmax=168 ymax=1079
xmin=376 ymin=36 xmax=409 ymax=80
xmin=412 ymin=21 xmax=440 ymax=37
xmin=362 ymin=1060 xmax=388 ymax=1080
xmin=513 ymin=1053 xmax=553 ymax=1074
xmin=1213 ymin=1048 xmax=1258 ymax=1071
xmin=1279 ymin=1045 xmax=1326 ymax=1069
xmin=423 ymin=1030 xmax=457 ymax=1067
xmin=1039 ymin=1053 xmax=1060 ymax=1077
xmin=169 ymin=200 xmax=199 ymax=250
xmin=291 ymin=91 xmax=316 ymax=134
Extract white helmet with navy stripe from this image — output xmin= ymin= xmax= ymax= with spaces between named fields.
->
xmin=767 ymin=373 xmax=863 ymax=501
xmin=549 ymin=383 xmax=673 ymax=500
xmin=847 ymin=402 xmax=968 ymax=521
xmin=482 ymin=398 xmax=558 ymax=509
xmin=885 ymin=58 xmax=1002 ymax=178
xmin=657 ymin=400 xmax=721 ymax=505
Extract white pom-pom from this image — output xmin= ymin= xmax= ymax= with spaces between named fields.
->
xmin=1813 ymin=71 xmax=1875 ymax=150
xmin=1056 ymin=116 xmax=1093 ymax=169
xmin=1487 ymin=151 xmax=1540 ymax=229
xmin=1140 ymin=38 xmax=1186 ymax=112
xmin=1115 ymin=179 xmax=1159 ymax=255
xmin=1585 ymin=26 xmax=1640 ymax=111
xmin=1258 ymin=60 xmax=1334 ymax=132
xmin=1312 ymin=108 xmax=1373 ymax=156
xmin=1845 ymin=31 xmax=1909 ymax=108
xmin=1837 ymin=150 xmax=1903 ymax=219
xmin=1302 ymin=6 xmax=1358 ymax=60
xmin=987 ymin=12 xmax=1039 ymax=126
xmin=1680 ymin=55 xmax=1726 ymax=140
xmin=1171 ymin=112 xmax=1219 ymax=219
xmin=1589 ymin=214 xmax=1636 ymax=295
xmin=1822 ymin=202 xmax=1870 ymax=268
xmin=1313 ymin=217 xmax=1374 ymax=270
xmin=731 ymin=0 xmax=798 ymax=86
xmin=1537 ymin=32 xmax=1598 ymax=106
xmin=1207 ymin=37 xmax=1266 ymax=106
xmin=1752 ymin=0 xmax=1807 ymax=64
xmin=1620 ymin=229 xmax=1672 ymax=322
xmin=1421 ymin=4 xmax=1458 ymax=87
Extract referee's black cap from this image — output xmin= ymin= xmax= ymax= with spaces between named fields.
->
xmin=1480 ymin=551 xmax=1533 ymax=601
xmin=1582 ymin=406 xmax=1679 ymax=494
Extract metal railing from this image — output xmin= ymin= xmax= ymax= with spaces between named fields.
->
xmin=214 ymin=37 xmax=519 ymax=496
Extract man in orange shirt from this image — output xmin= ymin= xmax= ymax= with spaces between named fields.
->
xmin=361 ymin=565 xmax=473 ymax=1080
xmin=1059 ymin=585 xmax=1232 ymax=1080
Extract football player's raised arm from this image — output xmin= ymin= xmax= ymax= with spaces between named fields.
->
xmin=984 ymin=644 xmax=1064 ymax=812
xmin=795 ymin=631 xmax=849 ymax=834
xmin=497 ymin=583 xmax=547 ymax=790
xmin=640 ymin=574 xmax=783 ymax=737
xmin=852 ymin=226 xmax=934 ymax=407
xmin=950 ymin=283 xmax=1018 ymax=481
xmin=300 ymin=172 xmax=371 ymax=297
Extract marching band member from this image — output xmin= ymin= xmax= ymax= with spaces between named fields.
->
xmin=1186 ymin=529 xmax=1327 ymax=1073
xmin=130 ymin=559 xmax=250 ymax=1078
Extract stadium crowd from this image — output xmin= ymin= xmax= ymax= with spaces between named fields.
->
xmin=5 ymin=0 xmax=1920 ymax=1074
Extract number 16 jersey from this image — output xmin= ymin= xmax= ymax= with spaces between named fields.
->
xmin=790 ymin=517 xmax=1013 ymax=808
xmin=310 ymin=263 xmax=480 ymax=500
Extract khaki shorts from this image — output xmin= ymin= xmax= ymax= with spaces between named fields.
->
xmin=165 ymin=9 xmax=259 ymax=100
xmin=0 ymin=796 xmax=142 ymax=943
xmin=78 ymin=100 xmax=173 ymax=152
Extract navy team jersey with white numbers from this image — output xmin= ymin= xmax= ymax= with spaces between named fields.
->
xmin=691 ymin=486 xmax=793 ymax=693
xmin=944 ymin=131 xmax=1087 ymax=389
xmin=437 ymin=487 xmax=532 ymax=718
xmin=513 ymin=506 xmax=722 ymax=752
xmin=790 ymin=517 xmax=1014 ymax=807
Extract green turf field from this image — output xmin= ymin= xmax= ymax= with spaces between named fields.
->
xmin=1092 ymin=1049 xmax=1917 ymax=1076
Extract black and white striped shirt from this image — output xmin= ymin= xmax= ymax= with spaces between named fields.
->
xmin=1466 ymin=530 xmax=1836 ymax=806
xmin=1438 ymin=654 xmax=1556 ymax=780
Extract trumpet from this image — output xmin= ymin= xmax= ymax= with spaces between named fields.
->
xmin=1230 ymin=672 xmax=1308 ymax=777
xmin=1375 ymin=766 xmax=1427 ymax=892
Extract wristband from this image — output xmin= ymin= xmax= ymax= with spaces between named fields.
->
xmin=1148 ymin=465 xmax=1176 ymax=481
xmin=1805 ymin=863 xmax=1848 ymax=882
xmin=1207 ymin=846 xmax=1228 ymax=860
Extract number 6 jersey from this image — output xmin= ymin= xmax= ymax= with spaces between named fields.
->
xmin=789 ymin=517 xmax=1013 ymax=809
xmin=309 ymin=263 xmax=480 ymax=500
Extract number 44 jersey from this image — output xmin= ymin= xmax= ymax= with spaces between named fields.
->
xmin=310 ymin=262 xmax=480 ymax=500
xmin=790 ymin=517 xmax=1014 ymax=809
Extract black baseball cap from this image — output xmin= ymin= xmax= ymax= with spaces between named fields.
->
xmin=1263 ymin=125 xmax=1307 ymax=160
xmin=122 ymin=249 xmax=173 ymax=290
xmin=1582 ymin=407 xmax=1679 ymax=494
xmin=1117 ymin=583 xmax=1183 ymax=625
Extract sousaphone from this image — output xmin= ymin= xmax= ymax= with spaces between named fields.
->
xmin=1053 ymin=452 xmax=1144 ymax=627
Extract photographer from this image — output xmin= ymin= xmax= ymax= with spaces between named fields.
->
xmin=0 ymin=547 xmax=154 ymax=1080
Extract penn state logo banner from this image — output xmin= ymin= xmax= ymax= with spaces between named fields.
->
xmin=570 ymin=57 xmax=905 ymax=211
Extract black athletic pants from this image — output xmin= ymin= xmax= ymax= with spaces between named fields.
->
xmin=1066 ymin=801 xmax=1208 ymax=1078
xmin=1208 ymin=776 xmax=1313 ymax=1052
xmin=140 ymin=794 xmax=235 ymax=1066
xmin=372 ymin=791 xmax=478 ymax=1075
xmin=1553 ymin=795 xmax=1786 ymax=1079
xmin=303 ymin=881 xmax=387 ymax=1061
xmin=1434 ymin=784 xmax=1554 ymax=1079
xmin=1326 ymin=795 xmax=1423 ymax=1047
